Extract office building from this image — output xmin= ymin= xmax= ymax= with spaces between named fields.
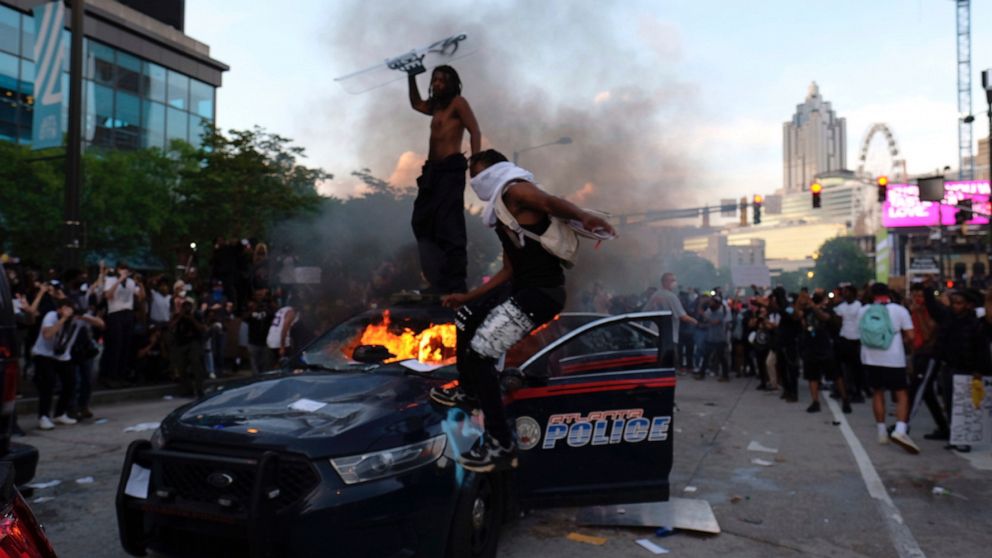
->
xmin=783 ymin=81 xmax=847 ymax=194
xmin=0 ymin=0 xmax=227 ymax=149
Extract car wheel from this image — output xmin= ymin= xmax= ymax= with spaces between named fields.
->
xmin=446 ymin=472 xmax=503 ymax=558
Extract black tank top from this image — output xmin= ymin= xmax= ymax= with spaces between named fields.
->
xmin=496 ymin=216 xmax=566 ymax=290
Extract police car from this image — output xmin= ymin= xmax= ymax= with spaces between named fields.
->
xmin=116 ymin=302 xmax=675 ymax=558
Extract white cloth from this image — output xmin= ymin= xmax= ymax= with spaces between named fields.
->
xmin=104 ymin=276 xmax=136 ymax=314
xmin=857 ymin=303 xmax=913 ymax=368
xmin=642 ymin=289 xmax=687 ymax=342
xmin=149 ymin=291 xmax=172 ymax=323
xmin=267 ymin=306 xmax=296 ymax=349
xmin=469 ymin=162 xmax=534 ymax=227
xmin=834 ymin=301 xmax=862 ymax=340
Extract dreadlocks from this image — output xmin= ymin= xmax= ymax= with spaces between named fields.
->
xmin=428 ymin=65 xmax=462 ymax=111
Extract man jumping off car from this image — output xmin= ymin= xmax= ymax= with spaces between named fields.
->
xmin=430 ymin=149 xmax=616 ymax=472
xmin=407 ymin=64 xmax=481 ymax=295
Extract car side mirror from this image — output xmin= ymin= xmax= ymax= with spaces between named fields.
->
xmin=500 ymin=367 xmax=526 ymax=392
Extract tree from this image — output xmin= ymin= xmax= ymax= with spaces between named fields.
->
xmin=663 ymin=252 xmax=723 ymax=291
xmin=812 ymin=237 xmax=872 ymax=289
xmin=0 ymin=143 xmax=63 ymax=266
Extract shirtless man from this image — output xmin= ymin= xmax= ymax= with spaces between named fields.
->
xmin=430 ymin=149 xmax=615 ymax=472
xmin=407 ymin=64 xmax=481 ymax=294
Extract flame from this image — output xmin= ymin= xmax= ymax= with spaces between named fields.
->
xmin=348 ymin=310 xmax=457 ymax=364
xmin=529 ymin=314 xmax=560 ymax=336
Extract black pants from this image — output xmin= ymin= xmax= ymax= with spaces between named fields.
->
xmin=101 ymin=309 xmax=134 ymax=382
xmin=751 ymin=347 xmax=770 ymax=386
xmin=456 ymin=285 xmax=564 ymax=446
xmin=412 ymin=154 xmax=468 ymax=294
xmin=34 ymin=356 xmax=75 ymax=418
xmin=702 ymin=341 xmax=729 ymax=378
xmin=836 ymin=338 xmax=866 ymax=397
xmin=172 ymin=342 xmax=206 ymax=397
xmin=678 ymin=332 xmax=694 ymax=369
xmin=776 ymin=342 xmax=800 ymax=397
xmin=910 ymin=353 xmax=948 ymax=434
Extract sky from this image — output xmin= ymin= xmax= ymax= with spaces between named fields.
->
xmin=184 ymin=0 xmax=992 ymax=213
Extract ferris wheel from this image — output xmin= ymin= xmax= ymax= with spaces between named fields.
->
xmin=856 ymin=123 xmax=908 ymax=180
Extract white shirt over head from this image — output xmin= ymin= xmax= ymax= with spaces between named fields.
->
xmin=31 ymin=311 xmax=80 ymax=362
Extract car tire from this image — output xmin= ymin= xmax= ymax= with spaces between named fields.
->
xmin=445 ymin=472 xmax=504 ymax=558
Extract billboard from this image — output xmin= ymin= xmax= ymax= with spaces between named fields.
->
xmin=881 ymin=181 xmax=990 ymax=228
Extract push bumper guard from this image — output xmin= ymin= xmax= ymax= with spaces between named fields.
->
xmin=117 ymin=439 xmax=316 ymax=558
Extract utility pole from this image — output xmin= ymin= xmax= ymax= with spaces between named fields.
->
xmin=63 ymin=0 xmax=84 ymax=270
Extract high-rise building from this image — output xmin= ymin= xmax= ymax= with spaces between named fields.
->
xmin=0 ymin=0 xmax=227 ymax=149
xmin=783 ymin=81 xmax=847 ymax=194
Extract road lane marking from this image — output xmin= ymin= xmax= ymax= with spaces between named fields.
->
xmin=825 ymin=397 xmax=926 ymax=558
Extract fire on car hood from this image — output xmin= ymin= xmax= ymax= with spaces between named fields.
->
xmin=164 ymin=369 xmax=446 ymax=459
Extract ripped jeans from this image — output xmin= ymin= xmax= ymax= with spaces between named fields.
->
xmin=455 ymin=285 xmax=564 ymax=446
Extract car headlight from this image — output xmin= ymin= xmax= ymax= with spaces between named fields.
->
xmin=330 ymin=434 xmax=446 ymax=485
xmin=150 ymin=427 xmax=166 ymax=450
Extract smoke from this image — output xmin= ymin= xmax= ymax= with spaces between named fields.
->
xmin=276 ymin=0 xmax=705 ymax=316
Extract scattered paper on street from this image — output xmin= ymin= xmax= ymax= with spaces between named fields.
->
xmin=26 ymin=480 xmax=61 ymax=489
xmin=747 ymin=441 xmax=779 ymax=454
xmin=75 ymin=477 xmax=95 ymax=484
xmin=751 ymin=458 xmax=774 ymax=467
xmin=636 ymin=539 xmax=670 ymax=554
xmin=566 ymin=532 xmax=607 ymax=545
xmin=124 ymin=422 xmax=160 ymax=432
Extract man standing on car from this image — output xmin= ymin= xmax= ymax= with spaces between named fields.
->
xmin=430 ymin=149 xmax=615 ymax=472
xmin=406 ymin=64 xmax=481 ymax=295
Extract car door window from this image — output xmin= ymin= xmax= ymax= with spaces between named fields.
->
xmin=537 ymin=321 xmax=658 ymax=379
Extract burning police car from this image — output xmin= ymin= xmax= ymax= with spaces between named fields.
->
xmin=116 ymin=302 xmax=675 ymax=558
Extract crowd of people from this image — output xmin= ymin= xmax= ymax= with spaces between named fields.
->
xmin=2 ymin=238 xmax=329 ymax=431
xmin=605 ymin=272 xmax=992 ymax=454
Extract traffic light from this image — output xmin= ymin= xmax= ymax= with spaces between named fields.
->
xmin=956 ymin=198 xmax=972 ymax=226
xmin=811 ymin=182 xmax=822 ymax=209
xmin=877 ymin=176 xmax=889 ymax=203
xmin=753 ymin=195 xmax=763 ymax=225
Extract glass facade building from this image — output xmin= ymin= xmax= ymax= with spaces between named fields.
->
xmin=0 ymin=0 xmax=225 ymax=150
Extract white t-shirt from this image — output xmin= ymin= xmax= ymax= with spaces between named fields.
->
xmin=266 ymin=306 xmax=296 ymax=349
xmin=857 ymin=303 xmax=913 ymax=368
xmin=149 ymin=291 xmax=172 ymax=323
xmin=31 ymin=311 xmax=79 ymax=362
xmin=834 ymin=300 xmax=863 ymax=341
xmin=104 ymin=276 xmax=137 ymax=314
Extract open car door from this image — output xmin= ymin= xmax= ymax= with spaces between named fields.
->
xmin=504 ymin=311 xmax=676 ymax=508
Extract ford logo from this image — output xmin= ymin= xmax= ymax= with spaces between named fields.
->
xmin=207 ymin=472 xmax=235 ymax=489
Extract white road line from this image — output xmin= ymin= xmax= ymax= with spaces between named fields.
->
xmin=825 ymin=397 xmax=926 ymax=558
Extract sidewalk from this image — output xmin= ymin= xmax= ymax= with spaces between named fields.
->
xmin=13 ymin=370 xmax=256 ymax=417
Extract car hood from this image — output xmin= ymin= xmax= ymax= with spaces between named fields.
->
xmin=164 ymin=370 xmax=446 ymax=459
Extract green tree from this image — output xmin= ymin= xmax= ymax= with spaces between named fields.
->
xmin=177 ymin=126 xmax=328 ymax=245
xmin=663 ymin=252 xmax=723 ymax=291
xmin=0 ymin=143 xmax=63 ymax=266
xmin=812 ymin=237 xmax=872 ymax=289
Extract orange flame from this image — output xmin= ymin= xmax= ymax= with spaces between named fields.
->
xmin=347 ymin=311 xmax=457 ymax=364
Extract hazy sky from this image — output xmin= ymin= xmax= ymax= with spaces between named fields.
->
xmin=185 ymin=0 xmax=992 ymax=211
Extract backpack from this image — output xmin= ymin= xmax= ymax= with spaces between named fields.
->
xmin=859 ymin=304 xmax=894 ymax=350
xmin=493 ymin=188 xmax=610 ymax=268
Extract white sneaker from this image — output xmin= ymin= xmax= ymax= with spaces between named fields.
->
xmin=38 ymin=416 xmax=55 ymax=430
xmin=877 ymin=430 xmax=889 ymax=445
xmin=53 ymin=414 xmax=78 ymax=426
xmin=890 ymin=431 xmax=920 ymax=454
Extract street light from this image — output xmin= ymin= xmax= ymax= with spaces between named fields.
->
xmin=512 ymin=136 xmax=572 ymax=165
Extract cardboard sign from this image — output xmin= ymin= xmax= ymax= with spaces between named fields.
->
xmin=949 ymin=375 xmax=992 ymax=446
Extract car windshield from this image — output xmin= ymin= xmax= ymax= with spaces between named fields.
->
xmin=300 ymin=306 xmax=458 ymax=369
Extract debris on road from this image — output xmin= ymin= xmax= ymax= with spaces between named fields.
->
xmin=32 ymin=496 xmax=55 ymax=504
xmin=751 ymin=458 xmax=774 ymax=467
xmin=932 ymin=486 xmax=969 ymax=500
xmin=123 ymin=422 xmax=160 ymax=432
xmin=94 ymin=418 xmax=109 ymax=425
xmin=746 ymin=441 xmax=778 ymax=454
xmin=655 ymin=526 xmax=674 ymax=537
xmin=730 ymin=495 xmax=743 ymax=504
xmin=566 ymin=532 xmax=607 ymax=545
xmin=162 ymin=395 xmax=174 ymax=400
xmin=577 ymin=498 xmax=720 ymax=534
xmin=26 ymin=480 xmax=61 ymax=489
xmin=635 ymin=538 xmax=670 ymax=554
xmin=75 ymin=477 xmax=95 ymax=484
xmin=683 ymin=486 xmax=697 ymax=493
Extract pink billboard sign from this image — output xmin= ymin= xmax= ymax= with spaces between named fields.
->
xmin=881 ymin=180 xmax=990 ymax=228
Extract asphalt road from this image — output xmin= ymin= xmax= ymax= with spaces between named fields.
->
xmin=16 ymin=376 xmax=992 ymax=558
